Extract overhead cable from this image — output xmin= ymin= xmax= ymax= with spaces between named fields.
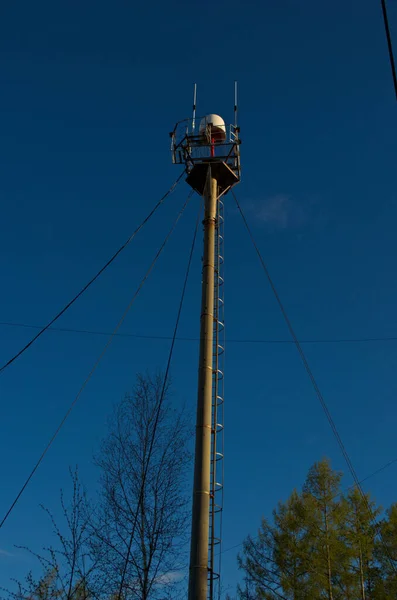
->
xmin=381 ymin=0 xmax=397 ymax=101
xmin=2 ymin=321 xmax=397 ymax=346
xmin=117 ymin=201 xmax=202 ymax=599
xmin=0 ymin=172 xmax=184 ymax=376
xmin=0 ymin=190 xmax=192 ymax=531
xmin=233 ymin=191 xmax=397 ymax=575
xmin=217 ymin=455 xmax=397 ymax=558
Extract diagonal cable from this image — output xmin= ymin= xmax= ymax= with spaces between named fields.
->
xmin=218 ymin=455 xmax=397 ymax=558
xmin=233 ymin=190 xmax=397 ymax=575
xmin=0 ymin=172 xmax=184 ymax=376
xmin=381 ymin=0 xmax=397 ymax=101
xmin=117 ymin=200 xmax=202 ymax=599
xmin=0 ymin=190 xmax=192 ymax=531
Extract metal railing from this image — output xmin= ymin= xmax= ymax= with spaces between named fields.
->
xmin=170 ymin=117 xmax=241 ymax=180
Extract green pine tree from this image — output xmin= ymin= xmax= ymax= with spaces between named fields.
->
xmin=272 ymin=490 xmax=313 ymax=599
xmin=342 ymin=487 xmax=380 ymax=599
xmin=237 ymin=518 xmax=281 ymax=599
xmin=373 ymin=503 xmax=397 ymax=598
xmin=301 ymin=459 xmax=349 ymax=600
xmin=236 ymin=458 xmax=394 ymax=599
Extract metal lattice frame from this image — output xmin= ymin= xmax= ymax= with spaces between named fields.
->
xmin=208 ymin=196 xmax=225 ymax=600
xmin=170 ymin=118 xmax=241 ymax=184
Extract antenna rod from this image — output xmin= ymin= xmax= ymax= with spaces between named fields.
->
xmin=234 ymin=81 xmax=238 ymax=127
xmin=192 ymin=83 xmax=197 ymax=133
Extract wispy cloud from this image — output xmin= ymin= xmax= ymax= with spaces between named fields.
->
xmin=251 ymin=194 xmax=308 ymax=230
xmin=0 ymin=548 xmax=14 ymax=558
xmin=155 ymin=570 xmax=184 ymax=585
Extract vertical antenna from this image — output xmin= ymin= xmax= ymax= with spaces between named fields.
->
xmin=234 ymin=81 xmax=238 ymax=128
xmin=192 ymin=83 xmax=197 ymax=133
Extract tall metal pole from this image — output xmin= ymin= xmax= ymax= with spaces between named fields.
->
xmin=189 ymin=168 xmax=218 ymax=600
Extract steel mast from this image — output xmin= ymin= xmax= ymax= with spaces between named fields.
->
xmin=170 ymin=90 xmax=241 ymax=600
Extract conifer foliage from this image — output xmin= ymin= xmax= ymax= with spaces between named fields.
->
xmin=237 ymin=459 xmax=397 ymax=599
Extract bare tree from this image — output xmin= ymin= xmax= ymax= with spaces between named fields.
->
xmin=3 ymin=469 xmax=96 ymax=600
xmin=89 ymin=372 xmax=191 ymax=599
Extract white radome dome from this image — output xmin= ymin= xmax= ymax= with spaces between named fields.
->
xmin=199 ymin=114 xmax=227 ymax=141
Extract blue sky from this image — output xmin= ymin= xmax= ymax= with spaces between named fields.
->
xmin=1 ymin=0 xmax=397 ymax=594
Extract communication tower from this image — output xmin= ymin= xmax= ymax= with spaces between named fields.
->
xmin=170 ymin=84 xmax=241 ymax=600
